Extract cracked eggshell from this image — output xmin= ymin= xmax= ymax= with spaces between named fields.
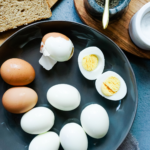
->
xmin=39 ymin=33 xmax=74 ymax=70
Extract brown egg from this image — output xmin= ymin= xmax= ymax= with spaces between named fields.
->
xmin=1 ymin=58 xmax=35 ymax=86
xmin=2 ymin=87 xmax=38 ymax=114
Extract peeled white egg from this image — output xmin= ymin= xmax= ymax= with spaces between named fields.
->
xmin=78 ymin=46 xmax=105 ymax=80
xmin=95 ymin=71 xmax=127 ymax=101
xmin=39 ymin=32 xmax=74 ymax=70
xmin=80 ymin=104 xmax=109 ymax=139
xmin=60 ymin=123 xmax=88 ymax=150
xmin=21 ymin=107 xmax=55 ymax=134
xmin=29 ymin=132 xmax=60 ymax=150
xmin=47 ymin=84 xmax=81 ymax=111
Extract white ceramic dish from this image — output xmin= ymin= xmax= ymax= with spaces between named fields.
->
xmin=129 ymin=2 xmax=150 ymax=50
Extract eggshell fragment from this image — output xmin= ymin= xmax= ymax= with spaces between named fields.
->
xmin=1 ymin=58 xmax=35 ymax=86
xmin=2 ymin=87 xmax=38 ymax=114
xmin=39 ymin=32 xmax=74 ymax=70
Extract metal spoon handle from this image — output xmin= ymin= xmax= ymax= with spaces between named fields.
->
xmin=102 ymin=0 xmax=109 ymax=29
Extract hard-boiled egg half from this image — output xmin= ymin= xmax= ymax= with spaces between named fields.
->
xmin=95 ymin=71 xmax=127 ymax=101
xmin=39 ymin=32 xmax=74 ymax=70
xmin=78 ymin=46 xmax=105 ymax=80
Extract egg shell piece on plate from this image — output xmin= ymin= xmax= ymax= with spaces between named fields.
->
xmin=95 ymin=71 xmax=127 ymax=101
xmin=2 ymin=87 xmax=38 ymax=114
xmin=60 ymin=123 xmax=88 ymax=150
xmin=29 ymin=132 xmax=60 ymax=150
xmin=39 ymin=32 xmax=74 ymax=70
xmin=80 ymin=104 xmax=109 ymax=139
xmin=21 ymin=107 xmax=55 ymax=134
xmin=47 ymin=84 xmax=81 ymax=111
xmin=78 ymin=46 xmax=105 ymax=80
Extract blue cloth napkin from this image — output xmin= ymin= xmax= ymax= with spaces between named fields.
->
xmin=118 ymin=133 xmax=139 ymax=150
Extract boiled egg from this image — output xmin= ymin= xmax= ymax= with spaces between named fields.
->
xmin=29 ymin=132 xmax=60 ymax=150
xmin=1 ymin=58 xmax=35 ymax=86
xmin=47 ymin=84 xmax=81 ymax=111
xmin=78 ymin=46 xmax=105 ymax=80
xmin=95 ymin=71 xmax=127 ymax=101
xmin=21 ymin=107 xmax=54 ymax=134
xmin=60 ymin=123 xmax=88 ymax=150
xmin=39 ymin=32 xmax=74 ymax=70
xmin=2 ymin=87 xmax=38 ymax=114
xmin=80 ymin=104 xmax=109 ymax=139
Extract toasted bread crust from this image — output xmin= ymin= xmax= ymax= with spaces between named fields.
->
xmin=0 ymin=0 xmax=52 ymax=32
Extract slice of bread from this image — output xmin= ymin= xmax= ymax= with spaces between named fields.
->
xmin=0 ymin=0 xmax=52 ymax=32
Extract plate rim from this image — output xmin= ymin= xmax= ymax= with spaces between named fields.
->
xmin=0 ymin=20 xmax=138 ymax=150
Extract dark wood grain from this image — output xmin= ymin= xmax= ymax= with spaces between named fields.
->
xmin=74 ymin=0 xmax=150 ymax=59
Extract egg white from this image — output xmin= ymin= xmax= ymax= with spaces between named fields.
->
xmin=95 ymin=71 xmax=127 ymax=101
xmin=80 ymin=104 xmax=109 ymax=139
xmin=29 ymin=132 xmax=60 ymax=150
xmin=78 ymin=46 xmax=105 ymax=80
xmin=39 ymin=36 xmax=74 ymax=70
xmin=60 ymin=123 xmax=88 ymax=150
xmin=44 ymin=37 xmax=74 ymax=62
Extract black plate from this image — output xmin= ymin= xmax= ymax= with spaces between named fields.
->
xmin=0 ymin=21 xmax=137 ymax=150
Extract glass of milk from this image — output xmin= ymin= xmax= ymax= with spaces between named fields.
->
xmin=129 ymin=2 xmax=150 ymax=50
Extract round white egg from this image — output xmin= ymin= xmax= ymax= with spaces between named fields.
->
xmin=78 ymin=46 xmax=105 ymax=80
xmin=95 ymin=71 xmax=127 ymax=101
xmin=21 ymin=107 xmax=55 ymax=134
xmin=44 ymin=37 xmax=74 ymax=62
xmin=80 ymin=104 xmax=109 ymax=139
xmin=29 ymin=132 xmax=60 ymax=150
xmin=47 ymin=84 xmax=81 ymax=111
xmin=60 ymin=123 xmax=88 ymax=150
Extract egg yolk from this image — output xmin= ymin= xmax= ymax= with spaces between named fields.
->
xmin=82 ymin=55 xmax=98 ymax=71
xmin=101 ymin=76 xmax=120 ymax=96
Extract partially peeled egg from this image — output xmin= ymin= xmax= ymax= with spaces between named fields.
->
xmin=95 ymin=71 xmax=127 ymax=101
xmin=78 ymin=46 xmax=105 ymax=80
xmin=39 ymin=32 xmax=74 ymax=70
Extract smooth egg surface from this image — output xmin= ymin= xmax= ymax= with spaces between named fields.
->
xmin=47 ymin=84 xmax=81 ymax=111
xmin=2 ymin=87 xmax=38 ymax=114
xmin=81 ymin=104 xmax=109 ymax=139
xmin=29 ymin=132 xmax=60 ymax=150
xmin=60 ymin=123 xmax=88 ymax=150
xmin=95 ymin=71 xmax=127 ymax=100
xmin=1 ymin=58 xmax=35 ymax=86
xmin=21 ymin=107 xmax=55 ymax=134
xmin=78 ymin=46 xmax=105 ymax=80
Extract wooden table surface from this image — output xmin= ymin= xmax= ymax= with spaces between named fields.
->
xmin=74 ymin=0 xmax=150 ymax=59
